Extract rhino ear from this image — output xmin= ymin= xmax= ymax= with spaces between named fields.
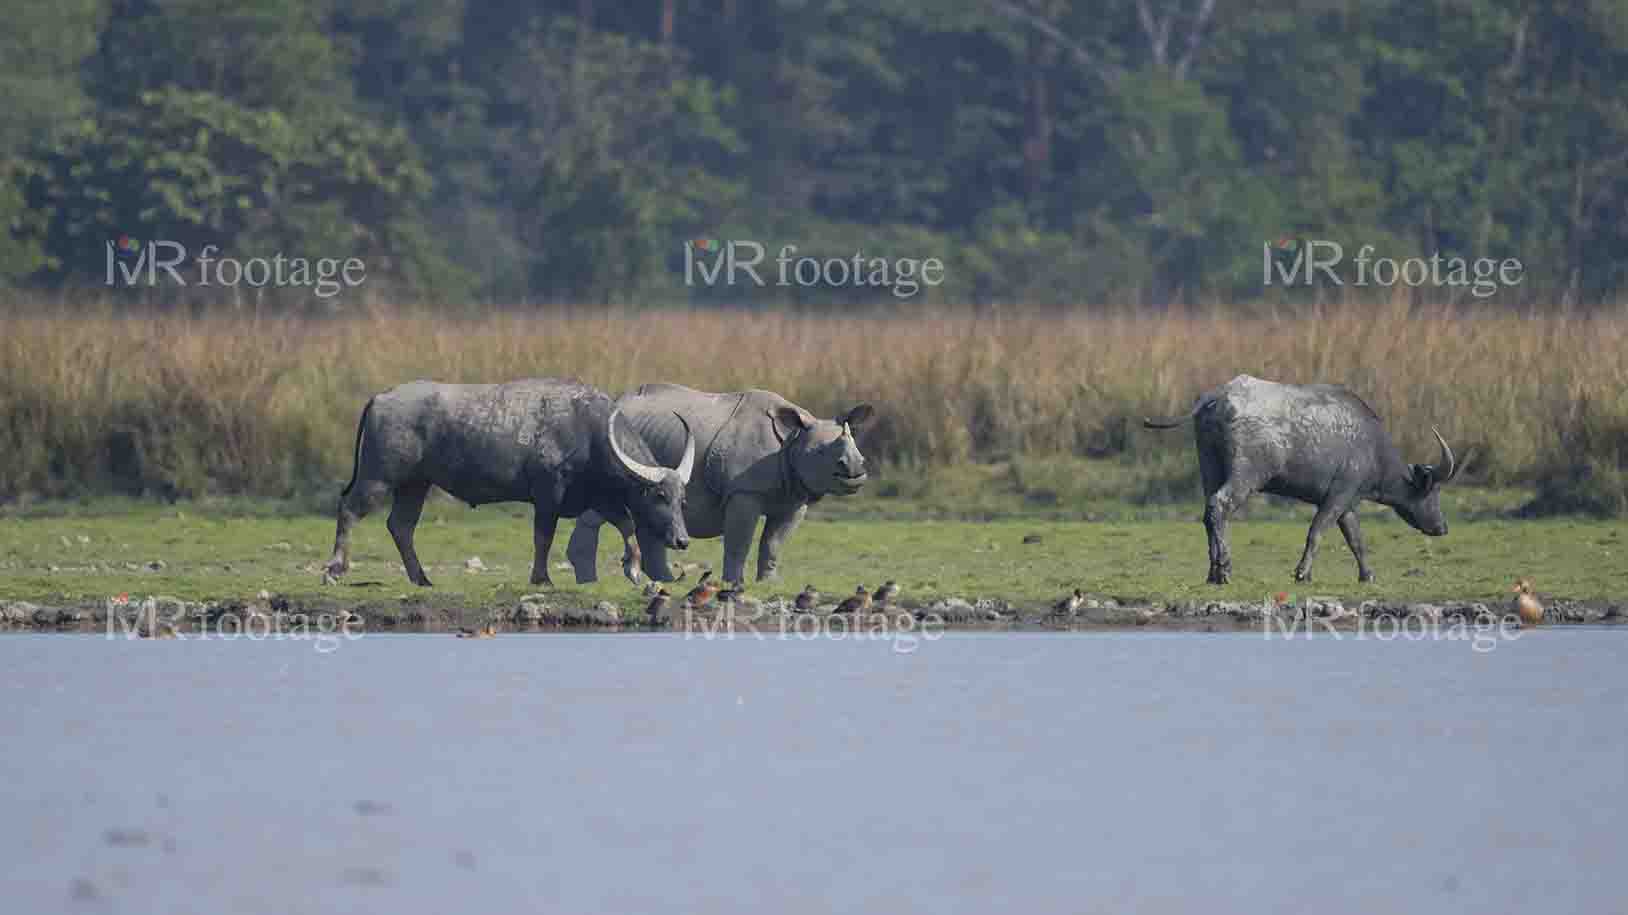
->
xmin=772 ymin=406 xmax=814 ymax=434
xmin=841 ymin=404 xmax=875 ymax=427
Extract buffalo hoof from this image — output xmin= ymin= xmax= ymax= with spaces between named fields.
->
xmin=325 ymin=558 xmax=349 ymax=578
xmin=1293 ymin=568 xmax=1313 ymax=583
xmin=1358 ymin=571 xmax=1376 ymax=583
xmin=529 ymin=573 xmax=552 ymax=587
xmin=414 ymin=574 xmax=434 ymax=587
xmin=1206 ymin=570 xmax=1230 ymax=585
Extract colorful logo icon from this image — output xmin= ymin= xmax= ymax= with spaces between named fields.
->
xmin=689 ymin=238 xmax=718 ymax=253
xmin=115 ymin=235 xmax=142 ymax=256
xmin=1272 ymin=236 xmax=1299 ymax=252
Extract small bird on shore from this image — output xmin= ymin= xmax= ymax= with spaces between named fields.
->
xmin=872 ymin=581 xmax=900 ymax=606
xmin=1512 ymin=578 xmax=1544 ymax=626
xmin=456 ymin=621 xmax=498 ymax=639
xmin=834 ymin=586 xmax=872 ymax=615
xmin=794 ymin=584 xmax=819 ymax=612
xmin=685 ymin=571 xmax=719 ymax=609
xmin=644 ymin=587 xmax=672 ymax=622
xmin=1051 ymin=588 xmax=1084 ymax=619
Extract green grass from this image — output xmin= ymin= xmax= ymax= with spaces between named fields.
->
xmin=3 ymin=480 xmax=1625 ymax=615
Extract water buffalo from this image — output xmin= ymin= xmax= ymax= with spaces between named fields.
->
xmin=566 ymin=384 xmax=874 ymax=585
xmin=1145 ymin=374 xmax=1460 ymax=584
xmin=324 ymin=379 xmax=694 ymax=587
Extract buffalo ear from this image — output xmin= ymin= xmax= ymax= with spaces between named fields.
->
xmin=841 ymin=404 xmax=875 ymax=427
xmin=1411 ymin=464 xmax=1436 ymax=492
xmin=772 ymin=406 xmax=814 ymax=433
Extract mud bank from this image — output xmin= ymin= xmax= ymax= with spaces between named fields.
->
xmin=3 ymin=592 xmax=1623 ymax=634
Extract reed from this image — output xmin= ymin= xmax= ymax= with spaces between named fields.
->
xmin=4 ymin=303 xmax=1626 ymax=510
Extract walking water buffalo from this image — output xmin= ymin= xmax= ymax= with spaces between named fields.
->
xmin=1144 ymin=374 xmax=1461 ymax=584
xmin=324 ymin=379 xmax=695 ymax=587
xmin=566 ymin=384 xmax=874 ymax=585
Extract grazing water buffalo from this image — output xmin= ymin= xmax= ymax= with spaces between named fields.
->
xmin=566 ymin=384 xmax=874 ymax=585
xmin=324 ymin=379 xmax=694 ymax=587
xmin=1144 ymin=374 xmax=1461 ymax=584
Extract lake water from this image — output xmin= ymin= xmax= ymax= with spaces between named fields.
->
xmin=2 ymin=630 xmax=1624 ymax=914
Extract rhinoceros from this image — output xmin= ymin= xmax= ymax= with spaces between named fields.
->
xmin=566 ymin=384 xmax=874 ymax=585
xmin=324 ymin=379 xmax=694 ymax=587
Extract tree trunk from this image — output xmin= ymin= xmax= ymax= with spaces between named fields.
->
xmin=1022 ymin=32 xmax=1057 ymax=200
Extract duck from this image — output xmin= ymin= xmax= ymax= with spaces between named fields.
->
xmin=1511 ymin=578 xmax=1544 ymax=626
xmin=1051 ymin=588 xmax=1084 ymax=619
xmin=794 ymin=585 xmax=820 ymax=612
xmin=456 ymin=621 xmax=498 ymax=638
xmin=872 ymin=581 xmax=900 ymax=606
xmin=644 ymin=588 xmax=672 ymax=623
xmin=684 ymin=570 xmax=719 ymax=609
xmin=834 ymin=586 xmax=872 ymax=615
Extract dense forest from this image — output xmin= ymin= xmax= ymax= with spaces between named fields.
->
xmin=3 ymin=0 xmax=1627 ymax=306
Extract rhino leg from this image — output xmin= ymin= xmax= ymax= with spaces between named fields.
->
xmin=568 ymin=509 xmax=644 ymax=585
xmin=722 ymin=495 xmax=764 ymax=586
xmin=566 ymin=510 xmax=606 ymax=583
xmin=756 ymin=504 xmax=806 ymax=582
xmin=326 ymin=479 xmax=389 ymax=578
xmin=387 ymin=481 xmax=434 ymax=587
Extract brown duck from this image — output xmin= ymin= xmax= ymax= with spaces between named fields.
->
xmin=644 ymin=588 xmax=672 ymax=622
xmin=684 ymin=570 xmax=719 ymax=609
xmin=794 ymin=585 xmax=819 ymax=612
xmin=1511 ymin=579 xmax=1544 ymax=626
xmin=872 ymin=581 xmax=900 ymax=606
xmin=834 ymin=586 xmax=872 ymax=615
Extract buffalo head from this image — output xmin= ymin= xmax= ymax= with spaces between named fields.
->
xmin=1389 ymin=427 xmax=1460 ymax=536
xmin=609 ymin=409 xmax=695 ymax=550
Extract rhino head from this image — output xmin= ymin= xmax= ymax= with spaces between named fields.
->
xmin=772 ymin=403 xmax=875 ymax=496
xmin=608 ymin=409 xmax=695 ymax=550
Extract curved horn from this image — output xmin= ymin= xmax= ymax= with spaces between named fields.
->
xmin=674 ymin=412 xmax=696 ymax=485
xmin=1431 ymin=426 xmax=1459 ymax=485
xmin=608 ymin=409 xmax=666 ymax=485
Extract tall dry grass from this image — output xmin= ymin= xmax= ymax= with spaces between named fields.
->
xmin=3 ymin=304 xmax=1627 ymax=508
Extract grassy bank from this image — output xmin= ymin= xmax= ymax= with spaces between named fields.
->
xmin=4 ymin=304 xmax=1628 ymax=511
xmin=2 ymin=501 xmax=1625 ymax=618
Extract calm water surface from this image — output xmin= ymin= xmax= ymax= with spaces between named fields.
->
xmin=1 ymin=630 xmax=1624 ymax=914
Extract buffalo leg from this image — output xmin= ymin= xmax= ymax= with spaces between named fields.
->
xmin=326 ymin=479 xmax=389 ymax=578
xmin=387 ymin=481 xmax=434 ymax=587
xmin=565 ymin=510 xmax=605 ymax=583
xmin=1337 ymin=511 xmax=1374 ymax=582
xmin=599 ymin=507 xmax=643 ymax=584
xmin=1204 ymin=483 xmax=1248 ymax=585
xmin=1293 ymin=504 xmax=1342 ymax=582
xmin=531 ymin=504 xmax=560 ymax=586
xmin=721 ymin=495 xmax=763 ymax=586
xmin=757 ymin=504 xmax=806 ymax=582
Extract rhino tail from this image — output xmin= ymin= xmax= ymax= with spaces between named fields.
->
xmin=340 ymin=396 xmax=375 ymax=498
